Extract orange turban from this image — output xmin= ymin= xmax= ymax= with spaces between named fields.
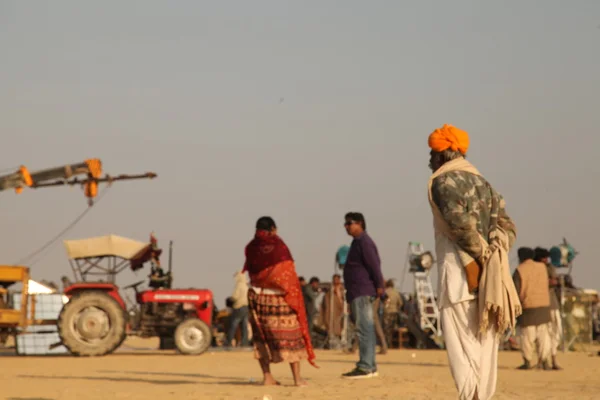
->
xmin=428 ymin=124 xmax=470 ymax=155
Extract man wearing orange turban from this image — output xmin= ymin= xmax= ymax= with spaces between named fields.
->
xmin=428 ymin=123 xmax=470 ymax=155
xmin=426 ymin=124 xmax=521 ymax=400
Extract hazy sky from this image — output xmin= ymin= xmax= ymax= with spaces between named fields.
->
xmin=1 ymin=1 xmax=599 ymax=307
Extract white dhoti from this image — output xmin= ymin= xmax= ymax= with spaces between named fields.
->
xmin=441 ymin=300 xmax=498 ymax=400
xmin=548 ymin=309 xmax=562 ymax=356
xmin=520 ymin=323 xmax=551 ymax=363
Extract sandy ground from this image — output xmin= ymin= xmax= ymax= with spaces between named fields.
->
xmin=1 ymin=337 xmax=599 ymax=400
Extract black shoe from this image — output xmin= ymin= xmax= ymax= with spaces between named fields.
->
xmin=341 ymin=368 xmax=377 ymax=379
xmin=517 ymin=359 xmax=533 ymax=370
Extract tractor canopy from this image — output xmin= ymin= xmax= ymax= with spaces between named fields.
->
xmin=63 ymin=234 xmax=157 ymax=272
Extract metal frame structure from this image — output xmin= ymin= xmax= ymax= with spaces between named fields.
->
xmin=559 ymin=279 xmax=597 ymax=353
xmin=400 ymin=241 xmax=442 ymax=340
xmin=69 ymin=256 xmax=132 ymax=284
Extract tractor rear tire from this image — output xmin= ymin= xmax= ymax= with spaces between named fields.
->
xmin=58 ymin=291 xmax=126 ymax=356
xmin=174 ymin=318 xmax=212 ymax=355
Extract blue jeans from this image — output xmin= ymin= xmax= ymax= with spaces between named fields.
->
xmin=226 ymin=306 xmax=249 ymax=346
xmin=350 ymin=296 xmax=376 ymax=372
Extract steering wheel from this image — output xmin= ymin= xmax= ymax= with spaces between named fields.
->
xmin=123 ymin=280 xmax=145 ymax=293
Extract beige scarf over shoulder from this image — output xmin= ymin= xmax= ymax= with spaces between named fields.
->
xmin=427 ymin=158 xmax=522 ymax=335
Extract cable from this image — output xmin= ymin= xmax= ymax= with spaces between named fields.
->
xmin=14 ymin=185 xmax=112 ymax=267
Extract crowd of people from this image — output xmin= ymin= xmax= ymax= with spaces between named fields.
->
xmin=215 ymin=123 xmax=587 ymax=400
xmin=296 ymin=274 xmax=406 ymax=353
xmin=216 ymin=129 xmax=495 ymax=394
xmin=221 ymin=123 xmax=568 ymax=400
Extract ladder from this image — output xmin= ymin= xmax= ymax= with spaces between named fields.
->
xmin=413 ymin=271 xmax=442 ymax=337
xmin=403 ymin=242 xmax=442 ymax=339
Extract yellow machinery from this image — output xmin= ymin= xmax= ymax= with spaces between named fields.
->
xmin=0 ymin=266 xmax=57 ymax=336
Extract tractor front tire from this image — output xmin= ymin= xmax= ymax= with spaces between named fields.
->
xmin=58 ymin=291 xmax=126 ymax=356
xmin=174 ymin=318 xmax=212 ymax=355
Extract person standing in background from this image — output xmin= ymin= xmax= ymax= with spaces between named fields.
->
xmin=534 ymin=247 xmax=562 ymax=370
xmin=225 ymin=270 xmax=250 ymax=347
xmin=303 ymin=277 xmax=321 ymax=337
xmin=513 ymin=247 xmax=552 ymax=370
xmin=383 ymin=279 xmax=403 ymax=349
xmin=321 ymin=274 xmax=345 ymax=341
xmin=341 ymin=212 xmax=386 ymax=379
xmin=373 ymin=290 xmax=388 ymax=355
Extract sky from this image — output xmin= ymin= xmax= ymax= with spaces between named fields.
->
xmin=1 ymin=1 xmax=599 ymax=308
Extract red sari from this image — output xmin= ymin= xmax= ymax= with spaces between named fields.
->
xmin=243 ymin=230 xmax=318 ymax=368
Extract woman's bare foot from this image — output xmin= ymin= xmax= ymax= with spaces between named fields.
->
xmin=294 ymin=379 xmax=308 ymax=387
xmin=262 ymin=376 xmax=280 ymax=386
xmin=289 ymin=361 xmax=306 ymax=387
xmin=259 ymin=358 xmax=279 ymax=386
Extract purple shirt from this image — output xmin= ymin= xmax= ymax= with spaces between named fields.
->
xmin=343 ymin=232 xmax=385 ymax=303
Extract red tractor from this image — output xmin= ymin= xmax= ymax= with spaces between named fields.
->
xmin=57 ymin=234 xmax=214 ymax=356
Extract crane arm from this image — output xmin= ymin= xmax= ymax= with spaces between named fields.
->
xmin=0 ymin=159 xmax=157 ymax=205
xmin=0 ymin=160 xmax=102 ymax=193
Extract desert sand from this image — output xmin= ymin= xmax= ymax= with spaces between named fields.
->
xmin=1 ymin=337 xmax=599 ymax=400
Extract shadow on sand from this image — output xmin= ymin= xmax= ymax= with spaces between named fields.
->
xmin=318 ymin=357 xmax=515 ymax=371
xmin=7 ymin=398 xmax=55 ymax=400
xmin=18 ymin=370 xmax=288 ymax=387
xmin=18 ymin=374 xmax=196 ymax=385
xmin=97 ymin=370 xmax=307 ymax=387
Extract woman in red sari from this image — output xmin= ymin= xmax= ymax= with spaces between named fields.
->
xmin=243 ymin=216 xmax=318 ymax=386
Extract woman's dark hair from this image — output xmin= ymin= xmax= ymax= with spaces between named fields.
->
xmin=256 ymin=216 xmax=277 ymax=231
xmin=345 ymin=212 xmax=366 ymax=230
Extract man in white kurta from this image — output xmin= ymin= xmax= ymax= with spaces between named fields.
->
xmin=427 ymin=124 xmax=520 ymax=400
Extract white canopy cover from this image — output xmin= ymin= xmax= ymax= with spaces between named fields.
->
xmin=63 ymin=234 xmax=151 ymax=260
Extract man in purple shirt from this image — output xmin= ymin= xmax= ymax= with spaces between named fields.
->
xmin=341 ymin=212 xmax=385 ymax=379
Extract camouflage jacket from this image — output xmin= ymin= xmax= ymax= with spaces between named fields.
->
xmin=431 ymin=170 xmax=516 ymax=262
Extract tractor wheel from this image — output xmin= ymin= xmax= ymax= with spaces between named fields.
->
xmin=174 ymin=318 xmax=212 ymax=355
xmin=57 ymin=291 xmax=126 ymax=356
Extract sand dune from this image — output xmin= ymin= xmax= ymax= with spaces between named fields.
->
xmin=1 ymin=337 xmax=599 ymax=400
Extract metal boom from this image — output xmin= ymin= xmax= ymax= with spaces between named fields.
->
xmin=0 ymin=159 xmax=157 ymax=205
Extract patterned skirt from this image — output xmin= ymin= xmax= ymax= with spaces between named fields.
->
xmin=248 ymin=288 xmax=307 ymax=363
